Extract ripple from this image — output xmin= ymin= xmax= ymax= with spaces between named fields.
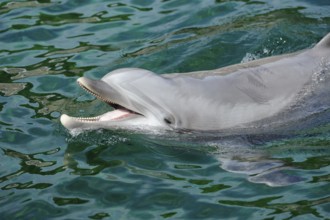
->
xmin=0 ymin=82 xmax=26 ymax=96
xmin=200 ymin=184 xmax=231 ymax=193
xmin=0 ymin=1 xmax=53 ymax=14
xmin=53 ymin=197 xmax=89 ymax=206
xmin=2 ymin=181 xmax=52 ymax=190
xmin=219 ymin=195 xmax=330 ymax=219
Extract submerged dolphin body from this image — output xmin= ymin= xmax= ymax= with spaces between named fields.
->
xmin=61 ymin=33 xmax=330 ymax=132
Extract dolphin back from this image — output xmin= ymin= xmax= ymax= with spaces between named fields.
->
xmin=315 ymin=33 xmax=330 ymax=49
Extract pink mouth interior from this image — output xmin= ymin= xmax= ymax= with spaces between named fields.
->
xmin=99 ymin=109 xmax=134 ymax=121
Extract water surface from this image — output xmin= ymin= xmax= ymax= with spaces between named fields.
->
xmin=0 ymin=0 xmax=330 ymax=219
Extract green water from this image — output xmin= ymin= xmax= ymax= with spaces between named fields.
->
xmin=0 ymin=0 xmax=330 ymax=219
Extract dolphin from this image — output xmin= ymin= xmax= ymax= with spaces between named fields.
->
xmin=61 ymin=33 xmax=330 ymax=132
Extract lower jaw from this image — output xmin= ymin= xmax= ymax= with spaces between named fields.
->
xmin=96 ymin=109 xmax=136 ymax=122
xmin=61 ymin=112 xmax=166 ymax=132
xmin=72 ymin=109 xmax=138 ymax=122
xmin=61 ymin=108 xmax=138 ymax=128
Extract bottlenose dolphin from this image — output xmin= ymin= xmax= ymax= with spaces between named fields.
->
xmin=61 ymin=33 xmax=330 ymax=132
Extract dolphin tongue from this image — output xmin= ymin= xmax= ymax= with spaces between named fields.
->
xmin=99 ymin=109 xmax=133 ymax=121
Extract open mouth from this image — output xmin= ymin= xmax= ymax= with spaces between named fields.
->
xmin=74 ymin=79 xmax=141 ymax=122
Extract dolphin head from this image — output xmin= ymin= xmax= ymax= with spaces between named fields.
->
xmin=60 ymin=68 xmax=177 ymax=131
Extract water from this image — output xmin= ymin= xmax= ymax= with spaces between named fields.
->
xmin=0 ymin=0 xmax=330 ymax=219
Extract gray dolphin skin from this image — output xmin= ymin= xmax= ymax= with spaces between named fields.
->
xmin=61 ymin=33 xmax=330 ymax=132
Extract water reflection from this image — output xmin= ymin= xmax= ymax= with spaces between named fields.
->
xmin=1 ymin=147 xmax=63 ymax=188
xmin=0 ymin=82 xmax=26 ymax=96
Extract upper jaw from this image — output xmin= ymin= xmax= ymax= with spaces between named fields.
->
xmin=77 ymin=77 xmax=143 ymax=115
xmin=77 ymin=77 xmax=122 ymax=108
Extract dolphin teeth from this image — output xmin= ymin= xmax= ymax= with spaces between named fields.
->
xmin=76 ymin=116 xmax=101 ymax=122
xmin=77 ymin=81 xmax=116 ymax=105
xmin=77 ymin=79 xmax=141 ymax=116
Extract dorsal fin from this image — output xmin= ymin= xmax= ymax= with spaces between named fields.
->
xmin=315 ymin=33 xmax=330 ymax=49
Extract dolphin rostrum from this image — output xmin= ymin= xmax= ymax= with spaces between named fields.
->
xmin=61 ymin=33 xmax=330 ymax=132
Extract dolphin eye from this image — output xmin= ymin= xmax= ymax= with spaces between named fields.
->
xmin=164 ymin=118 xmax=172 ymax=124
xmin=164 ymin=117 xmax=174 ymax=125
